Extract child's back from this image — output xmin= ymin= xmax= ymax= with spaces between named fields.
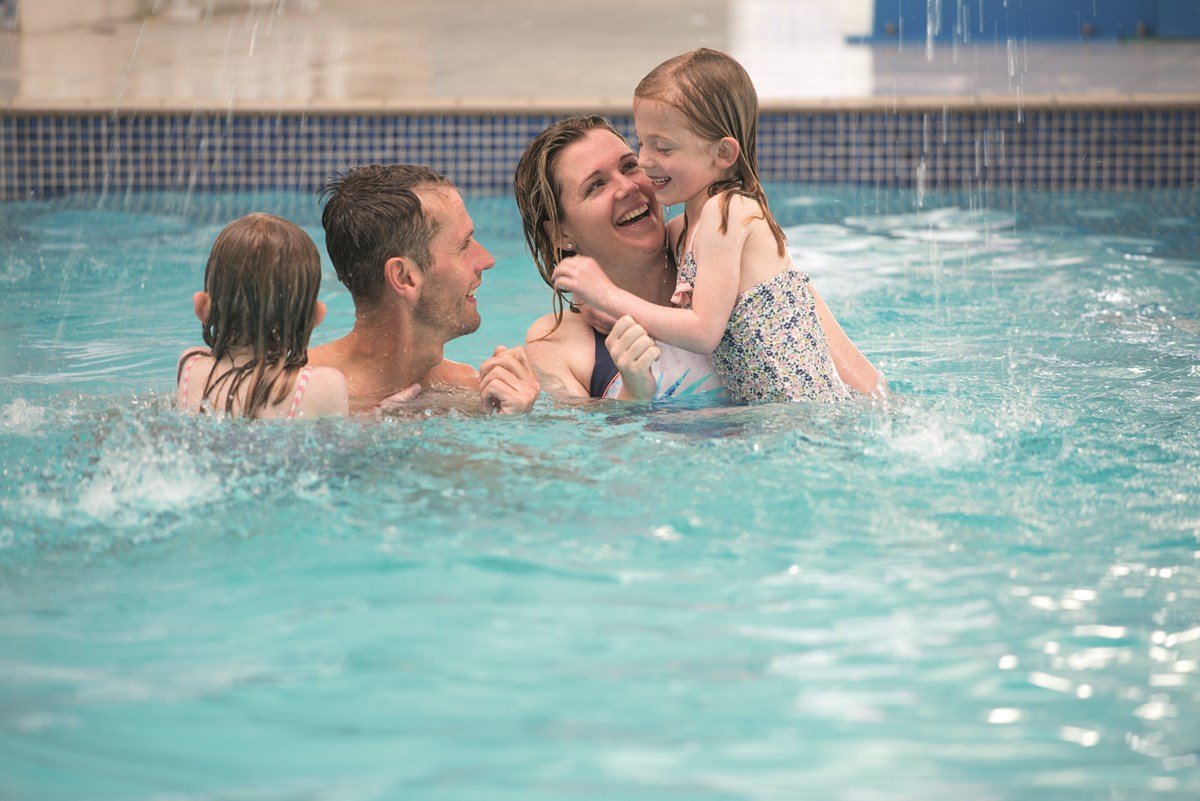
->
xmin=672 ymin=195 xmax=852 ymax=403
xmin=177 ymin=212 xmax=349 ymax=420
xmin=176 ymin=349 xmax=347 ymax=419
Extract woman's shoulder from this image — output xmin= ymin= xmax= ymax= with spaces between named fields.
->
xmin=524 ymin=311 xmax=594 ymax=398
xmin=525 ymin=310 xmax=593 ymax=347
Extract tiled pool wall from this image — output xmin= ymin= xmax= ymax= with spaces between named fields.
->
xmin=1 ymin=105 xmax=1197 ymax=198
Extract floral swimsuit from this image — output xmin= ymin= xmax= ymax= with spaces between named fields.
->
xmin=674 ymin=251 xmax=852 ymax=404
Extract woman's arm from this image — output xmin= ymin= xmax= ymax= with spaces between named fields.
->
xmin=524 ymin=311 xmax=662 ymax=401
xmin=524 ymin=313 xmax=592 ymax=398
xmin=810 ymin=284 xmax=887 ymax=396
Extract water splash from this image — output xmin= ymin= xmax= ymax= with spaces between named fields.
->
xmin=1 ymin=399 xmax=49 ymax=435
xmin=74 ymin=432 xmax=222 ymax=528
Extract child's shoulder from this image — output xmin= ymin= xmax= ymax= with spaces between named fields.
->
xmin=176 ymin=347 xmax=210 ymax=380
xmin=697 ymin=191 xmax=764 ymax=222
xmin=718 ymin=190 xmax=764 ymax=213
xmin=177 ymin=346 xmax=209 ymax=365
xmin=300 ymin=365 xmax=350 ymax=416
xmin=308 ymin=364 xmax=348 ymax=386
xmin=694 ymin=192 xmax=769 ymax=242
xmin=424 ymin=358 xmax=480 ymax=391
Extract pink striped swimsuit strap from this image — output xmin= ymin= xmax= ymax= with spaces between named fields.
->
xmin=178 ymin=352 xmax=205 ymax=407
xmin=286 ymin=366 xmax=313 ymax=419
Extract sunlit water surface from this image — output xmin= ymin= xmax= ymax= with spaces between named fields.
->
xmin=1 ymin=186 xmax=1198 ymax=801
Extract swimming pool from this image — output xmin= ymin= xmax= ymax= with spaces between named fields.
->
xmin=1 ymin=184 xmax=1198 ymax=800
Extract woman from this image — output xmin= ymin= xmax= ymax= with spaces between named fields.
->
xmin=513 ymin=115 xmax=726 ymax=402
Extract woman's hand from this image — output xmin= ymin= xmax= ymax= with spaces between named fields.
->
xmin=552 ymin=255 xmax=617 ymax=313
xmin=606 ymin=315 xmax=661 ymax=400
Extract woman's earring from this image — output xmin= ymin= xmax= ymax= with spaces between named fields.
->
xmin=564 ymin=242 xmax=575 ymax=252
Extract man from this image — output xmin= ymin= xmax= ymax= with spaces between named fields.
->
xmin=310 ymin=164 xmax=539 ymax=414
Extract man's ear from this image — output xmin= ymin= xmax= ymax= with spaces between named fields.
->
xmin=384 ymin=256 xmax=422 ymax=301
xmin=313 ymin=300 xmax=327 ymax=328
xmin=193 ymin=291 xmax=211 ymax=324
xmin=715 ymin=136 xmax=740 ymax=171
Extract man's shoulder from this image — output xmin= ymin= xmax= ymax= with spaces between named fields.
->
xmin=424 ymin=358 xmax=479 ymax=390
xmin=307 ymin=338 xmax=345 ymax=368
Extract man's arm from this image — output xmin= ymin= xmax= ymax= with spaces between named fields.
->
xmin=479 ymin=346 xmax=541 ymax=413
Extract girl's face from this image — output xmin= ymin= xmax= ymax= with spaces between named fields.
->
xmin=633 ymin=98 xmax=726 ymax=210
xmin=553 ymin=129 xmax=665 ymax=268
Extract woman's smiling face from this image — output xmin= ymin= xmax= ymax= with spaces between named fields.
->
xmin=552 ymin=128 xmax=665 ymax=268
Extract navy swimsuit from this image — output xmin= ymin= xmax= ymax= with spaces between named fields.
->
xmin=589 ymin=328 xmax=619 ymax=399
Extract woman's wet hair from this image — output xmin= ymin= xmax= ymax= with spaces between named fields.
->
xmin=635 ymin=48 xmax=786 ymax=257
xmin=199 ymin=212 xmax=322 ymax=417
xmin=514 ymin=114 xmax=626 ymax=323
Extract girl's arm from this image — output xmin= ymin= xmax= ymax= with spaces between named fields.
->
xmin=606 ymin=315 xmax=661 ymax=400
xmin=809 ymin=285 xmax=888 ymax=396
xmin=552 ymin=198 xmax=743 ymax=355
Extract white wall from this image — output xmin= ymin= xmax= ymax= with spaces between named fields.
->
xmin=730 ymin=0 xmax=876 ymax=100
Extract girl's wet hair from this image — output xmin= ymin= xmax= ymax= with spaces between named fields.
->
xmin=635 ymin=48 xmax=786 ymax=257
xmin=513 ymin=114 xmax=626 ymax=325
xmin=199 ymin=212 xmax=322 ymax=418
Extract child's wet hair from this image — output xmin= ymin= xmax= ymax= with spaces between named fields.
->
xmin=635 ymin=48 xmax=786 ymax=257
xmin=200 ymin=212 xmax=322 ymax=417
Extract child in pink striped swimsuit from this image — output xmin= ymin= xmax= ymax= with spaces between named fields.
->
xmin=176 ymin=212 xmax=349 ymax=419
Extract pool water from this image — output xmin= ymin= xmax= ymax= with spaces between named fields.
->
xmin=1 ymin=186 xmax=1198 ymax=800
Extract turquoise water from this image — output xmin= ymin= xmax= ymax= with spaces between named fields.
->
xmin=1 ymin=186 xmax=1198 ymax=800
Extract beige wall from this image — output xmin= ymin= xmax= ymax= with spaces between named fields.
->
xmin=18 ymin=0 xmax=152 ymax=33
xmin=15 ymin=1 xmax=284 ymax=33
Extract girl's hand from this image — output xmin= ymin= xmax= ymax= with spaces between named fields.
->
xmin=606 ymin=315 xmax=661 ymax=401
xmin=551 ymin=256 xmax=616 ymax=312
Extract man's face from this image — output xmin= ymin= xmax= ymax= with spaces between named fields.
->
xmin=413 ymin=187 xmax=495 ymax=342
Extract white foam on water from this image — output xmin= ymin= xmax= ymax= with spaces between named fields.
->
xmin=1 ymin=399 xmax=50 ymax=435
xmin=75 ymin=431 xmax=223 ymax=526
xmin=884 ymin=415 xmax=989 ymax=469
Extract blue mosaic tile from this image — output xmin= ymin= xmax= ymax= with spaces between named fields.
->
xmin=0 ymin=107 xmax=1197 ymax=198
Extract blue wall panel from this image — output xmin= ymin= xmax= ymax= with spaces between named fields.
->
xmin=869 ymin=0 xmax=1197 ymax=42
